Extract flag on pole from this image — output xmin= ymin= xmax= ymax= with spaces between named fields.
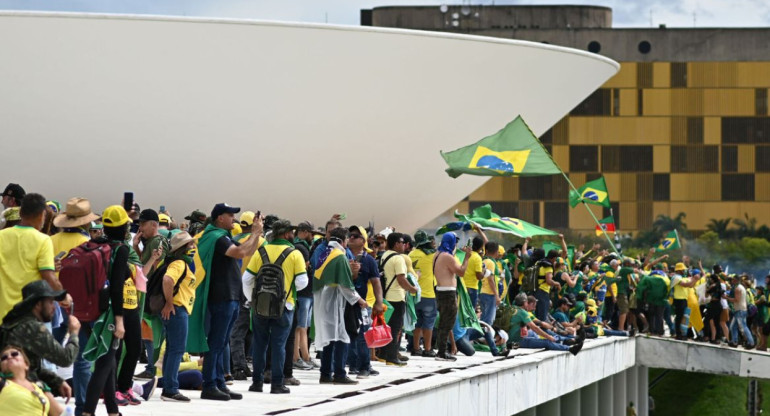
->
xmin=440 ymin=116 xmax=561 ymax=178
xmin=570 ymin=176 xmax=611 ymax=208
xmin=453 ymin=204 xmax=558 ymax=238
xmin=595 ymin=216 xmax=616 ymax=236
xmin=655 ymin=230 xmax=681 ymax=252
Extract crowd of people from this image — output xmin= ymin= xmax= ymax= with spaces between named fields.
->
xmin=0 ymin=182 xmax=768 ymax=416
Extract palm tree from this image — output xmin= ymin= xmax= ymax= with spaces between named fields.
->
xmin=653 ymin=212 xmax=688 ymax=235
xmin=732 ymin=213 xmax=758 ymax=238
xmin=706 ymin=218 xmax=732 ymax=239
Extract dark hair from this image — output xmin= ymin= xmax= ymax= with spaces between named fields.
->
xmin=546 ymin=249 xmax=560 ymax=259
xmin=472 ymin=237 xmax=484 ymax=251
xmin=329 ymin=227 xmax=348 ymax=243
xmin=387 ymin=232 xmax=404 ymax=249
xmin=484 ymin=241 xmax=499 ymax=255
xmin=103 ymin=223 xmax=128 ymax=241
xmin=402 ymin=234 xmax=413 ymax=248
xmin=19 ymin=193 xmax=47 ymax=219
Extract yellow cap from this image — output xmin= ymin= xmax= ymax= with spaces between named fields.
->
xmin=498 ymin=245 xmax=505 ymax=256
xmin=675 ymin=262 xmax=687 ymax=272
xmin=586 ymin=299 xmax=597 ymax=308
xmin=102 ymin=205 xmax=130 ymax=227
xmin=232 ymin=222 xmax=243 ymax=236
xmin=240 ymin=211 xmax=255 ymax=226
xmin=158 ymin=213 xmax=171 ymax=225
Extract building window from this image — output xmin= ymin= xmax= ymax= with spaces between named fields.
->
xmin=519 ymin=177 xmax=549 ymax=200
xmin=603 ymin=202 xmax=619 ymax=222
xmin=756 ymin=146 xmax=770 ymax=172
xmin=569 ymin=146 xmax=598 ymax=172
xmin=687 ymin=117 xmax=704 ymax=144
xmin=653 ymin=174 xmax=670 ymax=201
xmin=638 ymin=40 xmax=651 ymax=54
xmin=671 ymin=146 xmax=719 ymax=172
xmin=757 ymin=89 xmax=768 ymax=116
xmin=671 ymin=62 xmax=687 ymax=88
xmin=721 ymin=174 xmax=755 ymax=201
xmin=540 ymin=128 xmax=553 ymax=144
xmin=612 ymin=88 xmax=620 ymax=116
xmin=637 ymin=63 xmax=653 ymax=88
xmin=722 ymin=146 xmax=738 ymax=172
xmin=544 ymin=202 xmax=569 ymax=229
xmin=602 ymin=146 xmax=653 ymax=172
xmin=722 ymin=117 xmax=770 ymax=144
xmin=570 ymin=89 xmax=611 ymax=116
xmin=588 ymin=41 xmax=601 ymax=53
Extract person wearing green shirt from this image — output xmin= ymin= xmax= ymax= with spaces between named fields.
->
xmin=636 ymin=270 xmax=670 ymax=335
xmin=604 ymin=259 xmax=636 ymax=332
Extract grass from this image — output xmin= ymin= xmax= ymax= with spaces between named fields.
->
xmin=648 ymin=368 xmax=748 ymax=415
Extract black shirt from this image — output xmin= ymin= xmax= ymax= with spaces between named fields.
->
xmin=295 ymin=240 xmax=313 ymax=298
xmin=208 ymin=235 xmax=243 ymax=303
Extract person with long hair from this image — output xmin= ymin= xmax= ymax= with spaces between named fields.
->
xmin=0 ymin=345 xmax=64 ymax=416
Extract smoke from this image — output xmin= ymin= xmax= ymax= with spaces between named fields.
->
xmin=683 ymin=238 xmax=770 ymax=285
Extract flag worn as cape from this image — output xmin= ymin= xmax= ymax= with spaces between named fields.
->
xmin=595 ymin=216 xmax=617 ymax=236
xmin=83 ymin=307 xmax=115 ymax=362
xmin=457 ymin=276 xmax=483 ymax=333
xmin=655 ymin=230 xmax=681 ymax=253
xmin=440 ymin=116 xmax=561 ymax=178
xmin=455 ymin=204 xmax=558 ymax=238
xmin=570 ymin=176 xmax=611 ymax=208
xmin=187 ymin=224 xmax=227 ymax=353
xmin=313 ymin=247 xmax=355 ymax=291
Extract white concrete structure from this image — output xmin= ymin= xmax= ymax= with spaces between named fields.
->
xmin=0 ymin=12 xmax=618 ymax=229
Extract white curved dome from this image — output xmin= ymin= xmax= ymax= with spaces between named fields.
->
xmin=0 ymin=12 xmax=618 ymax=231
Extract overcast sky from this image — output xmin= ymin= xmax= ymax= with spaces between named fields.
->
xmin=1 ymin=0 xmax=769 ymax=27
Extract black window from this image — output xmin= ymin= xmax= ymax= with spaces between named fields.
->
xmin=588 ymin=41 xmax=601 ymax=53
xmin=757 ymin=89 xmax=768 ymax=116
xmin=670 ymin=146 xmax=719 ymax=172
xmin=722 ymin=146 xmax=738 ymax=172
xmin=653 ymin=174 xmax=670 ymax=201
xmin=570 ymin=146 xmax=598 ymax=172
xmin=603 ymin=202 xmax=619 ymax=221
xmin=687 ymin=117 xmax=704 ymax=144
xmin=603 ymin=146 xmax=653 ymax=172
xmin=722 ymin=117 xmax=770 ymax=144
xmin=518 ymin=177 xmax=549 ymax=200
xmin=544 ymin=202 xmax=569 ymax=229
xmin=570 ymin=89 xmax=612 ymax=116
xmin=757 ymin=146 xmax=770 ymax=172
xmin=721 ymin=174 xmax=755 ymax=201
xmin=671 ymin=62 xmax=687 ymax=88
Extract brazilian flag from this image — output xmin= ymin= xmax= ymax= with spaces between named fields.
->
xmin=569 ymin=176 xmax=611 ymax=208
xmin=655 ymin=230 xmax=681 ymax=252
xmin=440 ymin=116 xmax=561 ymax=178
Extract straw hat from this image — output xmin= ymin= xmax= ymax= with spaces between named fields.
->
xmin=53 ymin=197 xmax=100 ymax=228
xmin=169 ymin=231 xmax=195 ymax=252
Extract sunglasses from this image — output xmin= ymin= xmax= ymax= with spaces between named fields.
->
xmin=1 ymin=350 xmax=20 ymax=361
xmin=350 ymin=234 xmax=362 ymax=240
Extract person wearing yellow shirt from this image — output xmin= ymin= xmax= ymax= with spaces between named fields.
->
xmin=408 ymin=231 xmax=437 ymax=357
xmin=51 ymin=198 xmax=100 ymax=262
xmin=379 ymin=233 xmax=417 ymax=367
xmin=159 ymin=232 xmax=201 ymax=402
xmin=479 ymin=241 xmax=502 ymax=326
xmin=534 ymin=250 xmax=561 ymax=322
xmin=461 ymin=233 xmax=487 ymax=307
xmin=670 ymin=262 xmax=699 ymax=340
xmin=0 ymin=345 xmax=65 ymax=416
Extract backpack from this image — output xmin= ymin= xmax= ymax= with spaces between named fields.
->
xmin=378 ymin=253 xmax=399 ymax=297
xmin=144 ymin=260 xmax=187 ymax=315
xmin=251 ymin=246 xmax=295 ymax=319
xmin=493 ymin=303 xmax=515 ymax=333
xmin=59 ymin=240 xmax=115 ymax=321
xmin=521 ymin=260 xmax=548 ymax=294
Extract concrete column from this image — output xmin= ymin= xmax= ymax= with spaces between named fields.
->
xmin=638 ymin=365 xmax=649 ymax=416
xmin=561 ymin=389 xmax=581 ymax=415
xmin=519 ymin=407 xmax=536 ymax=416
xmin=626 ymin=365 xmax=639 ymax=412
xmin=580 ymin=381 xmax=599 ymax=416
xmin=598 ymin=376 xmax=614 ymax=416
xmin=613 ymin=372 xmax=627 ymax=416
xmin=538 ymin=397 xmax=560 ymax=416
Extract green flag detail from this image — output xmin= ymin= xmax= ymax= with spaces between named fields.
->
xmin=440 ymin=116 xmax=561 ymax=178
xmin=454 ymin=204 xmax=558 ymax=238
xmin=570 ymin=176 xmax=611 ymax=208
xmin=655 ymin=230 xmax=681 ymax=252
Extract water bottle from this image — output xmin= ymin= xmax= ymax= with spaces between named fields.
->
xmin=361 ymin=308 xmax=371 ymax=326
xmin=62 ymin=405 xmax=76 ymax=416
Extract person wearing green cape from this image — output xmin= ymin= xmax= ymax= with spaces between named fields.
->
xmin=189 ymin=203 xmax=263 ymax=402
xmin=313 ymin=227 xmax=368 ymax=385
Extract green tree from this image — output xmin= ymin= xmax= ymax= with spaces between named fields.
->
xmin=706 ymin=218 xmax=733 ymax=239
xmin=653 ymin=212 xmax=688 ymax=235
xmin=732 ymin=213 xmax=757 ymax=238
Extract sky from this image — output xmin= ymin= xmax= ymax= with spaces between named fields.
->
xmin=0 ymin=0 xmax=768 ymax=27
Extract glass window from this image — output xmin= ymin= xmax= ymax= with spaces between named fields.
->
xmin=544 ymin=202 xmax=569 ymax=229
xmin=569 ymin=146 xmax=598 ymax=172
xmin=721 ymin=174 xmax=755 ymax=201
xmin=722 ymin=146 xmax=738 ymax=172
xmin=722 ymin=117 xmax=770 ymax=144
xmin=653 ymin=174 xmax=670 ymax=201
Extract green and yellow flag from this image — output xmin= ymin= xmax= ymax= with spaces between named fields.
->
xmin=440 ymin=116 xmax=561 ymax=178
xmin=570 ymin=176 xmax=611 ymax=208
xmin=655 ymin=230 xmax=681 ymax=252
xmin=454 ymin=204 xmax=558 ymax=238
xmin=313 ymin=247 xmax=354 ymax=292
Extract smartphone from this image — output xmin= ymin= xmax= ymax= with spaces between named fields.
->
xmin=159 ymin=205 xmax=166 ymax=213
xmin=55 ymin=251 xmax=67 ymax=260
xmin=123 ymin=192 xmax=134 ymax=212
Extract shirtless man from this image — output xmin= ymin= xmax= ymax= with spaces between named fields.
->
xmin=432 ymin=233 xmax=471 ymax=361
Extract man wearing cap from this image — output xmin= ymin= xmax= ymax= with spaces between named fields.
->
xmin=2 ymin=280 xmax=81 ymax=400
xmin=190 ymin=203 xmax=263 ymax=401
xmin=1 ymin=183 xmax=25 ymax=209
xmin=669 ymin=262 xmax=699 ymax=340
xmin=185 ymin=210 xmax=207 ymax=237
xmin=158 ymin=213 xmax=181 ymax=240
xmin=0 ymin=193 xmax=63 ymax=324
xmin=292 ymin=221 xmax=318 ymax=370
xmin=408 ymin=230 xmax=437 ymax=358
xmin=51 ymin=198 xmax=100 ymax=264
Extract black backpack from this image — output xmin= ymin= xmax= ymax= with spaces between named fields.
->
xmin=145 ymin=260 xmax=187 ymax=315
xmin=521 ymin=260 xmax=550 ymax=294
xmin=378 ymin=252 xmax=399 ymax=297
xmin=252 ymin=246 xmax=295 ymax=319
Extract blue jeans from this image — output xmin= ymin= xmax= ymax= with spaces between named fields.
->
xmin=351 ymin=320 xmax=371 ymax=372
xmin=519 ymin=336 xmax=569 ymax=351
xmin=296 ymin=296 xmax=313 ymax=328
xmin=468 ymin=327 xmax=501 ymax=355
xmin=252 ymin=309 xmax=294 ymax=388
xmin=730 ymin=310 xmax=755 ymax=345
xmin=161 ymin=306 xmax=189 ymax=395
xmin=478 ymin=294 xmax=497 ymax=325
xmin=467 ymin=289 xmax=478 ymax=309
xmin=202 ymin=301 xmax=240 ymax=390
xmin=74 ymin=323 xmax=93 ymax=416
xmin=321 ymin=340 xmax=349 ymax=379
xmin=534 ymin=290 xmax=550 ymax=322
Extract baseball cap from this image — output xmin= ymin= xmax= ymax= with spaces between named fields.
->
xmin=558 ymin=297 xmax=573 ymax=307
xmin=211 ymin=203 xmax=240 ymax=220
xmin=139 ymin=209 xmax=160 ymax=223
xmin=239 ymin=211 xmax=255 ymax=227
xmin=2 ymin=183 xmax=25 ymax=199
xmin=185 ymin=210 xmax=207 ymax=222
xmin=297 ymin=221 xmax=315 ymax=232
xmin=102 ymin=205 xmax=130 ymax=227
xmin=349 ymin=225 xmax=373 ymax=253
xmin=158 ymin=213 xmax=171 ymax=225
xmin=675 ymin=262 xmax=687 ymax=272
xmin=271 ymin=219 xmax=296 ymax=237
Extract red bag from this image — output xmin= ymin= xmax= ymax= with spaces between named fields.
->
xmin=364 ymin=314 xmax=393 ymax=348
xmin=59 ymin=241 xmax=112 ymax=321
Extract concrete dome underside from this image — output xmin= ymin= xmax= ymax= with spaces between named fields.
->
xmin=0 ymin=12 xmax=618 ymax=230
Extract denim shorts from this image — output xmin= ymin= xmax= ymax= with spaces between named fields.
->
xmin=296 ymin=296 xmax=313 ymax=328
xmin=415 ymin=297 xmax=438 ymax=329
